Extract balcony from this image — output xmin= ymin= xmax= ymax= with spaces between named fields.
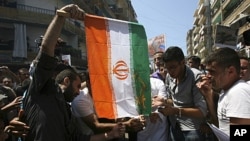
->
xmin=194 ymin=41 xmax=203 ymax=51
xmin=198 ymin=15 xmax=206 ymax=25
xmin=199 ymin=46 xmax=206 ymax=54
xmin=198 ymin=3 xmax=206 ymax=15
xmin=194 ymin=43 xmax=199 ymax=50
xmin=199 ymin=25 xmax=205 ymax=35
xmin=212 ymin=13 xmax=222 ymax=24
xmin=0 ymin=4 xmax=85 ymax=66
xmin=222 ymin=0 xmax=231 ymax=9
xmin=223 ymin=0 xmax=247 ymax=24
xmin=193 ymin=26 xmax=200 ymax=34
xmin=193 ymin=17 xmax=200 ymax=26
xmin=194 ymin=34 xmax=201 ymax=42
xmin=0 ymin=4 xmax=84 ymax=39
xmin=211 ymin=0 xmax=220 ymax=10
xmin=193 ymin=9 xmax=199 ymax=25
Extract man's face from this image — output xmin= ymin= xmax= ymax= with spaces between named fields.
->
xmin=206 ymin=62 xmax=227 ymax=90
xmin=159 ymin=65 xmax=168 ymax=77
xmin=165 ymin=60 xmax=184 ymax=78
xmin=187 ymin=59 xmax=199 ymax=69
xmin=19 ymin=70 xmax=30 ymax=82
xmin=153 ymin=53 xmax=163 ymax=68
xmin=240 ymin=59 xmax=250 ymax=81
xmin=63 ymin=76 xmax=81 ymax=102
xmin=2 ymin=77 xmax=13 ymax=88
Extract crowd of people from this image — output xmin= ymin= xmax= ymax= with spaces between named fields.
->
xmin=0 ymin=3 xmax=250 ymax=141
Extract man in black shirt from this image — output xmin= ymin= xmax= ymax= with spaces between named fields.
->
xmin=4 ymin=4 xmax=125 ymax=141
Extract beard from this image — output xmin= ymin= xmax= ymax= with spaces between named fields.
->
xmin=63 ymin=84 xmax=77 ymax=102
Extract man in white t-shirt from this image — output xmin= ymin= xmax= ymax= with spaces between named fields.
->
xmin=198 ymin=48 xmax=250 ymax=136
xmin=72 ymin=87 xmax=94 ymax=135
xmin=71 ymin=72 xmax=145 ymax=140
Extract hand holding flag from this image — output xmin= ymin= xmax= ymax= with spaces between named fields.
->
xmin=56 ymin=4 xmax=85 ymax=20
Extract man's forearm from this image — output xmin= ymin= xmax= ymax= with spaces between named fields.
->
xmin=41 ymin=15 xmax=66 ymax=56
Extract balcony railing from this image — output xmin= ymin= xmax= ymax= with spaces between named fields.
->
xmin=17 ymin=4 xmax=55 ymax=15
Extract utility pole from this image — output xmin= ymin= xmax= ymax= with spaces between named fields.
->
xmin=205 ymin=0 xmax=213 ymax=54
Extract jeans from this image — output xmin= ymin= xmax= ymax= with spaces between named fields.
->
xmin=170 ymin=126 xmax=206 ymax=141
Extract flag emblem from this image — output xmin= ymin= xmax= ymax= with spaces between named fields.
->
xmin=113 ymin=60 xmax=129 ymax=80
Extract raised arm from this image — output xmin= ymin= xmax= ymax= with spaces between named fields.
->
xmin=41 ymin=4 xmax=85 ymax=56
xmin=196 ymin=76 xmax=218 ymax=126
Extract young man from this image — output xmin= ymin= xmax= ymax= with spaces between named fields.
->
xmin=239 ymin=56 xmax=250 ymax=84
xmin=156 ymin=46 xmax=207 ymax=141
xmin=4 ymin=4 xmax=125 ymax=141
xmin=150 ymin=52 xmax=167 ymax=82
xmin=152 ymin=51 xmax=164 ymax=71
xmin=187 ymin=55 xmax=201 ymax=70
xmin=197 ymin=47 xmax=250 ymax=136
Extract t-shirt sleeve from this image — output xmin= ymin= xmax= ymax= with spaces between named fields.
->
xmin=71 ymin=90 xmax=94 ymax=117
xmin=227 ymin=86 xmax=250 ymax=118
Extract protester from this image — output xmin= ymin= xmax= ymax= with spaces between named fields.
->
xmin=152 ymin=51 xmax=164 ymax=71
xmin=0 ymin=85 xmax=17 ymax=125
xmin=239 ymin=56 xmax=250 ymax=84
xmin=150 ymin=61 xmax=167 ymax=82
xmin=16 ymin=68 xmax=29 ymax=86
xmin=71 ymin=71 xmax=145 ymax=141
xmin=5 ymin=4 xmax=125 ymax=141
xmin=187 ymin=55 xmax=201 ymax=70
xmin=154 ymin=46 xmax=207 ymax=141
xmin=1 ymin=77 xmax=13 ymax=89
xmin=197 ymin=47 xmax=250 ymax=137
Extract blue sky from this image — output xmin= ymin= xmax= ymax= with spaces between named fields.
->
xmin=131 ymin=0 xmax=198 ymax=55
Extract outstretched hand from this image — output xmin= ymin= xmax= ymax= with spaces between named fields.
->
xmin=125 ymin=116 xmax=145 ymax=132
xmin=152 ymin=95 xmax=165 ymax=107
xmin=4 ymin=117 xmax=29 ymax=137
xmin=109 ymin=123 xmax=125 ymax=139
xmin=1 ymin=96 xmax=22 ymax=112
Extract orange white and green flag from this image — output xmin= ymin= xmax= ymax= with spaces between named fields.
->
xmin=85 ymin=14 xmax=151 ymax=119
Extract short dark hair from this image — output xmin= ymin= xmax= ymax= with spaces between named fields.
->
xmin=153 ymin=51 xmax=164 ymax=56
xmin=239 ymin=56 xmax=250 ymax=63
xmin=188 ymin=56 xmax=201 ymax=65
xmin=205 ymin=48 xmax=240 ymax=74
xmin=55 ymin=69 xmax=79 ymax=84
xmin=162 ymin=46 xmax=184 ymax=62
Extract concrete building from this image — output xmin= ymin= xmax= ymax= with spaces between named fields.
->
xmin=188 ymin=0 xmax=250 ymax=62
xmin=0 ymin=0 xmax=137 ymax=71
xmin=187 ymin=0 xmax=207 ymax=60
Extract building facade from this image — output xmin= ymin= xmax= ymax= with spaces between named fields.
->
xmin=0 ymin=0 xmax=137 ymax=71
xmin=187 ymin=0 xmax=250 ymax=62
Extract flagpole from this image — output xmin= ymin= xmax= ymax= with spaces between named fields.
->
xmin=164 ymin=33 xmax=167 ymax=51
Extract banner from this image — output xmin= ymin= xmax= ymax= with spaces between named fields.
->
xmin=85 ymin=14 xmax=151 ymax=119
xmin=61 ymin=54 xmax=71 ymax=66
xmin=214 ymin=25 xmax=238 ymax=49
xmin=148 ymin=34 xmax=166 ymax=57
